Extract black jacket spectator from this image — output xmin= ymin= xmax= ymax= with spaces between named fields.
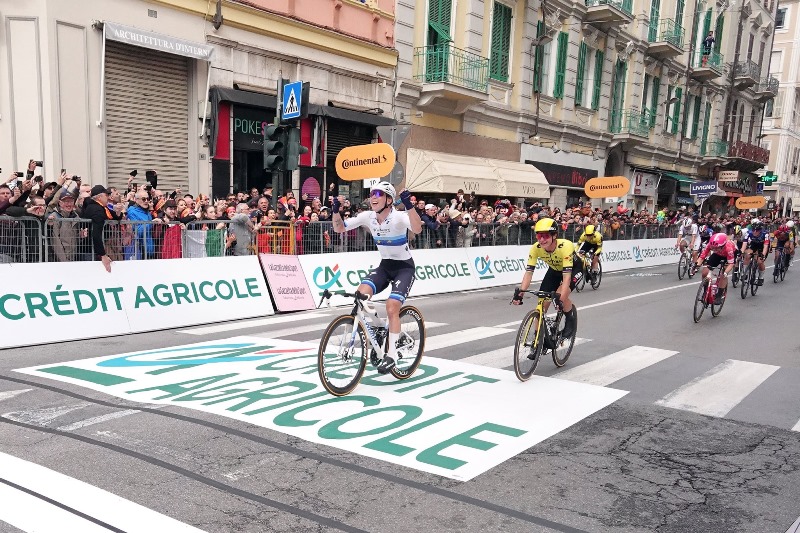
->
xmin=83 ymin=196 xmax=121 ymax=259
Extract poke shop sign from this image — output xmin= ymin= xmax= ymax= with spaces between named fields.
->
xmin=16 ymin=337 xmax=625 ymax=481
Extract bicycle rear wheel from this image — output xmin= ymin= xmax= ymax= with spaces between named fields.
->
xmin=693 ymin=282 xmax=707 ymax=323
xmin=711 ymin=286 xmax=726 ymax=317
xmin=513 ymin=309 xmax=542 ymax=381
xmin=390 ymin=306 xmax=425 ymax=380
xmin=551 ymin=310 xmax=576 ymax=367
xmin=318 ymin=315 xmax=368 ymax=396
xmin=781 ymin=260 xmax=787 ymax=281
xmin=678 ymin=253 xmax=688 ymax=280
xmin=732 ymin=259 xmax=741 ymax=288
xmin=591 ymin=260 xmax=602 ymax=290
xmin=751 ymin=264 xmax=760 ymax=296
xmin=575 ymin=262 xmax=586 ymax=292
xmin=741 ymin=263 xmax=750 ymax=299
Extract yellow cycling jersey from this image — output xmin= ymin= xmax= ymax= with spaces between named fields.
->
xmin=526 ymin=239 xmax=576 ymax=272
xmin=578 ymin=232 xmax=603 ymax=246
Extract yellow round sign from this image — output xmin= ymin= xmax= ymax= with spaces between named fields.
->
xmin=735 ymin=196 xmax=766 ymax=209
xmin=335 ymin=143 xmax=396 ymax=181
xmin=584 ymin=176 xmax=631 ymax=199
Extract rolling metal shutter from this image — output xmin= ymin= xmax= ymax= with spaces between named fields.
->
xmin=326 ymin=120 xmax=374 ymax=176
xmin=105 ymin=41 xmax=189 ymax=192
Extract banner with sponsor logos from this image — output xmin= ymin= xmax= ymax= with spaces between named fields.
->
xmin=259 ymin=254 xmax=315 ymax=311
xmin=15 ymin=336 xmax=627 ymax=481
xmin=0 ymin=257 xmax=274 ymax=349
xmin=465 ymin=246 xmax=545 ymax=288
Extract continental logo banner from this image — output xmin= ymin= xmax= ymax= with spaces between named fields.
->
xmin=335 ymin=143 xmax=396 ymax=181
xmin=584 ymin=176 xmax=631 ymax=199
xmin=735 ymin=196 xmax=766 ymax=209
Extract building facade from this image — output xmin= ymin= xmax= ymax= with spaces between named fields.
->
xmin=0 ymin=0 xmax=396 ymax=200
xmin=762 ymin=0 xmax=800 ymax=215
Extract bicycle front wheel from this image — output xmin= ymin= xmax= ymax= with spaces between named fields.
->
xmin=591 ymin=261 xmax=602 ymax=290
xmin=390 ymin=306 xmax=426 ymax=380
xmin=552 ymin=310 xmax=576 ymax=367
xmin=513 ymin=309 xmax=542 ymax=381
xmin=678 ymin=253 xmax=688 ymax=280
xmin=318 ymin=315 xmax=368 ymax=396
xmin=711 ymin=286 xmax=726 ymax=317
xmin=693 ymin=282 xmax=707 ymax=323
xmin=741 ymin=263 xmax=750 ymax=299
xmin=751 ymin=265 xmax=760 ymax=296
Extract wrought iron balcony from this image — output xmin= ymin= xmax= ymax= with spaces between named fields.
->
xmin=610 ymin=109 xmax=650 ymax=143
xmin=690 ymin=50 xmax=723 ymax=81
xmin=413 ymin=43 xmax=489 ymax=93
xmin=701 ymin=139 xmax=728 ymax=158
xmin=647 ymin=19 xmax=684 ymax=59
xmin=734 ymin=60 xmax=760 ymax=88
xmin=727 ymin=140 xmax=769 ymax=172
xmin=754 ymin=76 xmax=779 ymax=102
xmin=585 ymin=0 xmax=634 ymax=29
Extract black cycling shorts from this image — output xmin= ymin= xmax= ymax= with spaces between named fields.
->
xmin=579 ymin=242 xmax=599 ymax=255
xmin=747 ymin=241 xmax=766 ymax=255
xmin=361 ymin=258 xmax=415 ymax=303
xmin=704 ymin=253 xmax=730 ymax=270
xmin=539 ymin=262 xmax=582 ymax=293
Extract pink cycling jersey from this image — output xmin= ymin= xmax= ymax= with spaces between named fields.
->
xmin=699 ymin=239 xmax=736 ymax=264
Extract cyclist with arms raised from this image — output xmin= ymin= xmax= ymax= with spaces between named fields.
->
xmin=696 ymin=233 xmax=736 ymax=304
xmin=331 ymin=182 xmax=422 ymax=375
xmin=511 ymin=218 xmax=579 ymax=339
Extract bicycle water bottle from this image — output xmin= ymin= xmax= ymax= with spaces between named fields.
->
xmin=710 ymin=276 xmax=718 ymax=300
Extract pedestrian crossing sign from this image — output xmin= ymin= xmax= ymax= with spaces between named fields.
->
xmin=282 ymin=81 xmax=302 ymax=121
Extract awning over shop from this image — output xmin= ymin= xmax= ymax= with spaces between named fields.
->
xmin=661 ymin=171 xmax=693 ymax=183
xmin=405 ymin=149 xmax=550 ymax=199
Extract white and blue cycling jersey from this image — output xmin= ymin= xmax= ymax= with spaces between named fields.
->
xmin=344 ymin=208 xmax=413 ymax=261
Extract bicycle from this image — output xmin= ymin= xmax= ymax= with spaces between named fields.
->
xmin=731 ymin=250 xmax=744 ymax=288
xmin=677 ymin=245 xmax=698 ymax=280
xmin=773 ymin=247 xmax=789 ymax=283
xmin=693 ymin=262 xmax=728 ymax=323
xmin=575 ymin=250 xmax=602 ymax=291
xmin=317 ymin=289 xmax=425 ymax=396
xmin=740 ymin=251 xmax=764 ymax=299
xmin=511 ymin=289 xmax=577 ymax=382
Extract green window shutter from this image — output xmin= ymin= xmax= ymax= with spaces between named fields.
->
xmin=713 ymin=15 xmax=724 ymax=53
xmin=702 ymin=9 xmax=712 ymax=40
xmin=691 ymin=96 xmax=702 ymax=138
xmin=553 ymin=32 xmax=569 ymax=99
xmin=682 ymin=95 xmax=692 ymax=137
xmin=650 ymin=76 xmax=660 ymax=128
xmin=691 ymin=4 xmax=701 ymax=46
xmin=592 ymin=49 xmax=604 ymax=110
xmin=700 ymin=101 xmax=712 ymax=154
xmin=489 ymin=2 xmax=512 ymax=82
xmin=664 ymin=85 xmax=673 ymax=131
xmin=641 ymin=73 xmax=651 ymax=111
xmin=533 ymin=21 xmax=544 ymax=93
xmin=428 ymin=0 xmax=453 ymax=41
xmin=575 ymin=42 xmax=587 ymax=106
xmin=672 ymin=87 xmax=682 ymax=134
xmin=649 ymin=0 xmax=660 ymax=42
xmin=675 ymin=0 xmax=685 ymax=27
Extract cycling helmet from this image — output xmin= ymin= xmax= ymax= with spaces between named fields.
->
xmin=585 ymin=224 xmax=596 ymax=235
xmin=787 ymin=220 xmax=795 ymax=228
xmin=534 ymin=218 xmax=559 ymax=234
xmin=692 ymin=214 xmax=700 ymax=222
xmin=779 ymin=224 xmax=789 ymax=233
xmin=734 ymin=225 xmax=742 ymax=235
xmin=751 ymin=220 xmax=763 ymax=230
xmin=751 ymin=218 xmax=761 ymax=225
xmin=710 ymin=233 xmax=727 ymax=247
xmin=369 ymin=181 xmax=395 ymax=198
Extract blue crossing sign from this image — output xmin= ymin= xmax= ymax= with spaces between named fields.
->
xmin=282 ymin=81 xmax=302 ymax=121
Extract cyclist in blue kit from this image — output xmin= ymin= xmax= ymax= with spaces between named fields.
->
xmin=331 ymin=182 xmax=422 ymax=374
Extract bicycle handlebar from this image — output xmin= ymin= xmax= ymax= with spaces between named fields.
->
xmin=511 ymin=288 xmax=562 ymax=307
xmin=317 ymin=289 xmax=370 ymax=309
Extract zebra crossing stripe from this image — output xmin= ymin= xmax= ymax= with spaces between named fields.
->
xmin=554 ymin=345 xmax=678 ymax=387
xmin=459 ymin=338 xmax=592 ymax=369
xmin=424 ymin=326 xmax=514 ymax=352
xmin=655 ymin=359 xmax=779 ymax=418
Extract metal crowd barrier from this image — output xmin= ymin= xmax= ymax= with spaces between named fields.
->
xmin=0 ymin=217 xmax=767 ymax=263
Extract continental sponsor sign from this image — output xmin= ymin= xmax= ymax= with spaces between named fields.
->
xmin=584 ymin=176 xmax=630 ymax=199
xmin=335 ymin=143 xmax=396 ymax=181
xmin=735 ymin=196 xmax=766 ymax=209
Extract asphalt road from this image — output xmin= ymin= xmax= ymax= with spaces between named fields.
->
xmin=1 ymin=260 xmax=800 ymax=533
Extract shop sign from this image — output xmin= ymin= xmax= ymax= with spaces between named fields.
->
xmin=718 ymin=170 xmax=740 ymax=182
xmin=104 ymin=22 xmax=215 ymax=61
xmin=676 ymin=195 xmax=694 ymax=205
xmin=633 ymin=171 xmax=657 ymax=196
xmin=233 ymin=106 xmax=276 ymax=151
xmin=584 ymin=176 xmax=630 ymax=199
xmin=335 ymin=143 xmax=395 ymax=181
xmin=526 ymin=161 xmax=597 ymax=188
xmin=690 ymin=181 xmax=718 ymax=196
xmin=735 ymin=196 xmax=766 ymax=209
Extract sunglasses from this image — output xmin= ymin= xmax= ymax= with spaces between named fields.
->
xmin=138 ymin=198 xmax=151 ymax=203
xmin=370 ymin=190 xmax=385 ymax=198
xmin=535 ymin=232 xmax=553 ymax=240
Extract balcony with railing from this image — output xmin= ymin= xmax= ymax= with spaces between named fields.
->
xmin=413 ymin=43 xmax=490 ymax=111
xmin=647 ymin=19 xmax=684 ymax=59
xmin=701 ymin=139 xmax=728 ymax=160
xmin=734 ymin=60 xmax=760 ymax=89
xmin=727 ymin=140 xmax=770 ymax=172
xmin=754 ymin=76 xmax=779 ymax=102
xmin=610 ymin=109 xmax=650 ymax=145
xmin=690 ymin=50 xmax=724 ymax=81
xmin=585 ymin=0 xmax=634 ymax=29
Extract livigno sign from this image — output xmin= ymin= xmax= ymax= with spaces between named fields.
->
xmin=584 ymin=176 xmax=631 ymax=199
xmin=335 ymin=143 xmax=396 ymax=181
xmin=17 ymin=336 xmax=626 ymax=480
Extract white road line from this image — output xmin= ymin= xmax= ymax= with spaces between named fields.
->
xmin=656 ymin=359 xmax=779 ymax=418
xmin=0 ymin=452 xmax=206 ymax=533
xmin=178 ymin=313 xmax=328 ymax=335
xmin=57 ymin=409 xmax=141 ymax=432
xmin=424 ymin=326 xmax=514 ymax=352
xmin=792 ymin=419 xmax=800 ymax=432
xmin=493 ymin=282 xmax=696 ymax=328
xmin=3 ymin=403 xmax=91 ymax=426
xmin=555 ymin=345 xmax=678 ymax=387
xmin=0 ymin=389 xmax=31 ymax=402
xmin=459 ymin=338 xmax=591 ymax=368
xmin=251 ymin=321 xmax=448 ymax=339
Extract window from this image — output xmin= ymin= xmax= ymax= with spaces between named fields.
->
xmin=489 ymin=2 xmax=513 ymax=82
xmin=553 ymin=32 xmax=569 ymax=98
xmin=664 ymin=86 xmax=682 ymax=134
xmin=690 ymin=95 xmax=702 ymax=139
xmin=540 ymin=40 xmax=554 ymax=96
xmin=650 ymin=76 xmax=660 ymax=128
xmin=575 ymin=42 xmax=591 ymax=107
xmin=770 ymin=51 xmax=782 ymax=75
xmin=776 ymin=7 xmax=787 ymax=29
xmin=682 ymin=94 xmax=693 ymax=137
xmin=591 ymin=49 xmax=604 ymax=110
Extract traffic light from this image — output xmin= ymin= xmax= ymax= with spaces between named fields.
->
xmin=284 ymin=125 xmax=309 ymax=172
xmin=264 ymin=124 xmax=287 ymax=172
xmin=761 ymin=171 xmax=778 ymax=184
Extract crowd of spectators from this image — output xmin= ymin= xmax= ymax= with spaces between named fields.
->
xmin=0 ymin=161 xmax=791 ymax=265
